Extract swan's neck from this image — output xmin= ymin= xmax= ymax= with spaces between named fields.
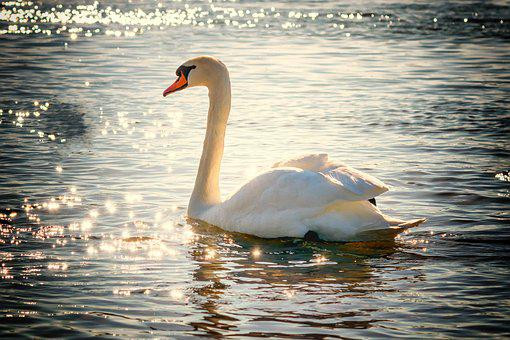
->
xmin=188 ymin=76 xmax=231 ymax=217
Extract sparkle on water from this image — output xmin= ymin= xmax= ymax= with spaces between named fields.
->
xmin=1 ymin=0 xmax=509 ymax=338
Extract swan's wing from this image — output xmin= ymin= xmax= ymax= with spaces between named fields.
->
xmin=273 ymin=154 xmax=389 ymax=200
xmin=323 ymin=165 xmax=389 ymax=200
xmin=205 ymin=168 xmax=395 ymax=239
xmin=206 ymin=168 xmax=374 ymax=238
xmin=272 ymin=153 xmax=329 ymax=172
xmin=226 ymin=168 xmax=365 ymax=210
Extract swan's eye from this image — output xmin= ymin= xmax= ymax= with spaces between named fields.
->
xmin=175 ymin=65 xmax=196 ymax=80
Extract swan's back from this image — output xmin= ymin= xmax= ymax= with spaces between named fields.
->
xmin=200 ymin=166 xmax=408 ymax=241
xmin=274 ymin=153 xmax=389 ymax=200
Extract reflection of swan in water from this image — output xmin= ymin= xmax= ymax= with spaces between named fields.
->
xmin=186 ymin=219 xmax=405 ymax=336
xmin=163 ymin=56 xmax=425 ymax=242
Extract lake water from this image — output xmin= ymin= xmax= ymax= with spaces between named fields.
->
xmin=1 ymin=0 xmax=509 ymax=337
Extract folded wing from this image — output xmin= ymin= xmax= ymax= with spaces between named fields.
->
xmin=273 ymin=153 xmax=389 ymax=201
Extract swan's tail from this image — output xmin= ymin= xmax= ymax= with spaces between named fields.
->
xmin=345 ymin=215 xmax=426 ymax=242
xmin=383 ymin=213 xmax=427 ymax=228
xmin=354 ymin=218 xmax=426 ymax=241
xmin=396 ymin=218 xmax=427 ymax=228
xmin=312 ymin=201 xmax=426 ymax=241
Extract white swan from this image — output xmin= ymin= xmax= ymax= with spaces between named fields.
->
xmin=163 ymin=56 xmax=425 ymax=242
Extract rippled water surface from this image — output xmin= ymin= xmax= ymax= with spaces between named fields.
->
xmin=1 ymin=0 xmax=510 ymax=337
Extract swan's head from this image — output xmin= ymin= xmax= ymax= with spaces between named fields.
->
xmin=163 ymin=56 xmax=228 ymax=97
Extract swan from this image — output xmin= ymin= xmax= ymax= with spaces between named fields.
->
xmin=163 ymin=56 xmax=425 ymax=242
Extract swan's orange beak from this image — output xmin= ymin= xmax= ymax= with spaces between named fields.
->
xmin=163 ymin=71 xmax=188 ymax=97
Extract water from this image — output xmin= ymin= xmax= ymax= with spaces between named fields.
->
xmin=1 ymin=0 xmax=509 ymax=337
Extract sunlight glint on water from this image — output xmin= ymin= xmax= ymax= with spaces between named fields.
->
xmin=1 ymin=0 xmax=510 ymax=337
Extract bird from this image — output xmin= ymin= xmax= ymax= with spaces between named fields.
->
xmin=163 ymin=56 xmax=425 ymax=242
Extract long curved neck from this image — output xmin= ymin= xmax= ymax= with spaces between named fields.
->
xmin=188 ymin=75 xmax=231 ymax=217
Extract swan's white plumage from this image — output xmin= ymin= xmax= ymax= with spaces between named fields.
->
xmin=273 ymin=153 xmax=389 ymax=201
xmin=200 ymin=163 xmax=398 ymax=241
xmin=165 ymin=56 xmax=425 ymax=242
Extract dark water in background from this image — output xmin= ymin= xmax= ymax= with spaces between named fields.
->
xmin=1 ymin=0 xmax=510 ymax=337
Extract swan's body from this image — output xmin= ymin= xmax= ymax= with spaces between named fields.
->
xmin=163 ymin=56 xmax=425 ymax=241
